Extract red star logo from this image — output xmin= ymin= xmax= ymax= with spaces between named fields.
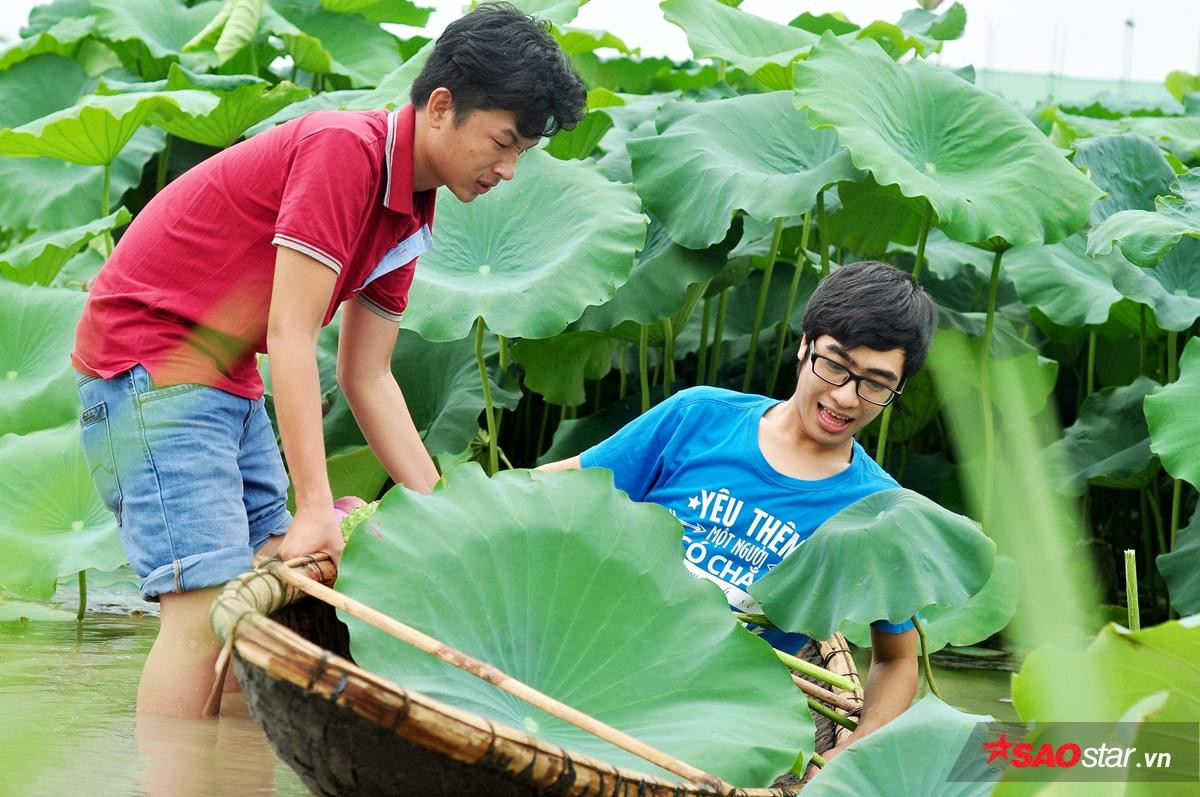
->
xmin=983 ymin=732 xmax=1014 ymax=764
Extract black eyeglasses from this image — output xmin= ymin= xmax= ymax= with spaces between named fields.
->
xmin=807 ymin=346 xmax=904 ymax=407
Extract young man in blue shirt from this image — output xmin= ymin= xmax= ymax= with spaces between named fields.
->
xmin=541 ymin=261 xmax=938 ymax=762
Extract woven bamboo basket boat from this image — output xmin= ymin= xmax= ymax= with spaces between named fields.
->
xmin=211 ymin=556 xmax=863 ymax=797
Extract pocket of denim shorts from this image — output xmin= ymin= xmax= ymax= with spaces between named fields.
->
xmin=135 ymin=375 xmax=205 ymax=404
xmin=79 ymin=401 xmax=123 ymax=525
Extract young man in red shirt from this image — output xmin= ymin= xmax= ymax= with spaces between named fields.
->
xmin=72 ymin=4 xmax=586 ymax=717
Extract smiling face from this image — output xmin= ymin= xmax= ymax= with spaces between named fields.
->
xmin=791 ymin=334 xmax=906 ymax=449
xmin=417 ymin=88 xmax=540 ymax=202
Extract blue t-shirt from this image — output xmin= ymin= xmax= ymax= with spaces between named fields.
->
xmin=580 ymin=386 xmax=914 ymax=652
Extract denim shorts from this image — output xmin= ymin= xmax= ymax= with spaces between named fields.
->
xmin=74 ymin=365 xmax=292 ymax=600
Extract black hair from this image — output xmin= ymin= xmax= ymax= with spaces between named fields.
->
xmin=801 ymin=261 xmax=938 ymax=380
xmin=410 ymin=2 xmax=587 ymax=139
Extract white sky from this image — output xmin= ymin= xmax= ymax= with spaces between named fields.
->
xmin=0 ymin=0 xmax=1196 ymax=83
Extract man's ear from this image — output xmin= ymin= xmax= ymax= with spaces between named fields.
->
xmin=796 ymin=334 xmax=809 ymax=361
xmin=425 ymin=87 xmax=455 ymax=128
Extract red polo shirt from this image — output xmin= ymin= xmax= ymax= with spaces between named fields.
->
xmin=72 ymin=105 xmax=435 ymax=400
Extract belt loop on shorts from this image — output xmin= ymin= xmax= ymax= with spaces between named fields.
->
xmin=172 ymin=560 xmax=183 ymax=593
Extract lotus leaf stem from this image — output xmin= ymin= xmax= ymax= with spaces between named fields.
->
xmin=810 ymin=752 xmax=827 ymax=769
xmin=638 ymin=325 xmax=650 ymax=413
xmin=662 ymin=317 xmax=675 ymax=398
xmin=913 ymin=615 xmax=942 ymax=699
xmin=697 ymin=297 xmax=711 ymax=385
xmin=816 ymin=191 xmax=829 ymax=279
xmin=874 ymin=404 xmax=894 ymax=467
xmin=808 ymin=697 xmax=857 ymax=731
xmin=910 ymin=204 xmax=933 ymax=282
xmin=733 ymin=611 xmax=772 ymax=626
xmin=1169 ymin=479 xmax=1182 ymax=554
xmin=743 ymin=217 xmax=785 ymax=392
xmin=618 ymin=344 xmax=629 ymax=399
xmin=1086 ymin=332 xmax=1096 ymax=396
xmin=535 ymin=401 xmax=549 ymax=459
xmin=979 ymin=248 xmax=1006 ymax=532
xmin=76 ymin=570 xmax=86 ymax=622
xmin=474 ymin=317 xmax=498 ymax=475
xmin=101 ymin=163 xmax=113 ymax=258
xmin=1144 ymin=485 xmax=1168 ymax=556
xmin=775 ymin=649 xmax=861 ymax=694
xmin=155 ymin=135 xmax=173 ymax=193
xmin=768 ymin=211 xmax=813 ymax=395
xmin=706 ymin=289 xmax=728 ymax=384
xmin=1124 ymin=549 xmax=1140 ymax=631
xmin=497 ymin=334 xmax=508 ymax=370
xmin=1139 ymin=306 xmax=1146 ymax=374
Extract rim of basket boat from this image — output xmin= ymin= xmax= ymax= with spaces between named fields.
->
xmin=210 ymin=559 xmax=800 ymax=797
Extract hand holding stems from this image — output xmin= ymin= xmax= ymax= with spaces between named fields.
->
xmin=278 ymin=502 xmax=345 ymax=565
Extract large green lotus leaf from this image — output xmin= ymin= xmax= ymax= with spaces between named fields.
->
xmin=92 ymin=0 xmax=220 ymax=78
xmin=20 ymin=0 xmax=93 ymax=36
xmin=0 ymin=90 xmax=217 ymax=165
xmin=1158 ymin=507 xmax=1200 ymax=616
xmin=338 ymin=465 xmax=814 ymax=785
xmin=510 ymin=331 xmax=615 ymax=407
xmin=183 ymin=0 xmax=264 ymax=65
xmin=324 ymin=445 xmax=389 ymax=504
xmin=1097 ymin=237 xmax=1200 ymax=332
xmin=1072 ymin=134 xmax=1178 ymax=225
xmin=1011 ymin=616 xmax=1200 ymax=726
xmin=804 ymin=696 xmax=996 ymax=796
xmin=1166 ymin=71 xmax=1200 ymax=102
xmin=841 ymin=555 xmax=1018 ymax=655
xmin=553 ymin=28 xmax=636 ymax=57
xmin=0 ymin=54 xmax=89 ymax=131
xmin=0 ymin=208 xmax=130 ymax=286
xmin=795 ymin=34 xmax=1102 ymax=248
xmin=544 ymin=88 xmax=621 ymax=161
xmin=321 ymin=327 xmax=520 ymax=457
xmin=570 ymin=53 xmax=718 ymax=95
xmin=1126 ymin=116 xmax=1200 ymax=160
xmin=661 ymin=0 xmax=819 ymax=90
xmin=51 ymin=246 xmax=106 ymax=291
xmin=0 ymin=15 xmax=94 ymax=71
xmin=243 ymin=89 xmax=369 ymax=135
xmin=572 ymin=216 xmax=732 ymax=333
xmin=0 ymin=283 xmax=87 ymax=436
xmin=829 ymin=175 xmax=927 ymax=255
xmin=140 ymin=64 xmax=310 ymax=147
xmin=0 ymin=127 xmax=163 ymax=232
xmin=853 ymin=3 xmax=968 ymax=62
xmin=1087 ymin=170 xmax=1200 ymax=267
xmin=1001 ymin=235 xmax=1122 ymax=328
xmin=896 ymin=2 xmax=966 ymax=41
xmin=748 ymin=488 xmax=994 ymax=639
xmin=404 ymin=149 xmax=645 ymax=342
xmin=1144 ymin=336 xmax=1200 ymax=488
xmin=318 ymin=0 xmax=430 ymax=25
xmin=0 ymin=424 xmax=126 ymax=599
xmin=499 ymin=0 xmax=586 ymax=26
xmin=1043 ymin=377 xmax=1160 ymax=497
xmin=628 ymin=91 xmax=860 ymax=248
xmin=0 ymin=598 xmax=76 ymax=622
xmin=263 ymin=0 xmax=404 ymax=87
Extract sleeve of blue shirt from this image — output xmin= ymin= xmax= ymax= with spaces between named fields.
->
xmin=579 ymin=391 xmax=691 ymax=501
xmin=871 ymin=617 xmax=915 ymax=633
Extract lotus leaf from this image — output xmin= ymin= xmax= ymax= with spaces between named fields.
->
xmin=20 ymin=0 xmax=93 ymax=36
xmin=1059 ymin=93 xmax=1184 ymax=120
xmin=320 ymin=326 xmax=519 ymax=457
xmin=262 ymin=0 xmax=405 ymax=86
xmin=1097 ymin=237 xmax=1200 ymax=332
xmin=404 ymin=149 xmax=645 ymax=342
xmin=1166 ymin=71 xmax=1200 ymax=102
xmin=0 ymin=283 xmax=87 ymax=436
xmin=1157 ymin=508 xmax=1199 ymax=615
xmin=896 ymin=2 xmax=966 ymax=41
xmin=1087 ymin=170 xmax=1200 ymax=267
xmin=0 ymin=54 xmax=90 ymax=134
xmin=0 ymin=128 xmax=163 ymax=232
xmin=927 ymin=326 xmax=1060 ymax=419
xmin=510 ymin=331 xmax=614 ymax=407
xmin=318 ymin=0 xmax=430 ymax=25
xmin=0 ymin=599 xmax=77 ymax=622
xmin=104 ymin=64 xmax=310 ymax=148
xmin=324 ymin=445 xmax=389 ymax=505
xmin=0 ymin=208 xmax=130 ymax=286
xmin=92 ymin=0 xmax=221 ymax=78
xmin=748 ymin=488 xmax=994 ymax=639
xmin=553 ymin=28 xmax=635 ymax=56
xmin=544 ymin=88 xmax=621 ymax=160
xmin=841 ymin=555 xmax=1017 ymax=655
xmin=0 ymin=90 xmax=218 ymax=165
xmin=829 ymin=176 xmax=927 ymax=255
xmin=537 ymin=387 xmax=670 ymax=464
xmin=183 ymin=0 xmax=264 ymax=64
xmin=1126 ymin=116 xmax=1200 ymax=159
xmin=1073 ymin=134 xmax=1177 ymax=225
xmin=337 ymin=465 xmax=814 ymax=785
xmin=0 ymin=424 xmax=126 ymax=600
xmin=628 ymin=91 xmax=860 ymax=248
xmin=1044 ymin=377 xmax=1160 ymax=496
xmin=499 ymin=0 xmax=586 ymax=25
xmin=789 ymin=12 xmax=858 ymax=36
xmin=52 ymin=247 xmax=106 ymax=290
xmin=1144 ymin=337 xmax=1200 ymax=488
xmin=1011 ymin=615 xmax=1200 ymax=726
xmin=661 ymin=0 xmax=819 ymax=90
xmin=0 ymin=15 xmax=94 ymax=71
xmin=795 ymin=34 xmax=1102 ymax=248
xmin=804 ymin=696 xmax=997 ymax=796
xmin=1001 ymin=235 xmax=1123 ymax=328
xmin=854 ymin=2 xmax=967 ymax=62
